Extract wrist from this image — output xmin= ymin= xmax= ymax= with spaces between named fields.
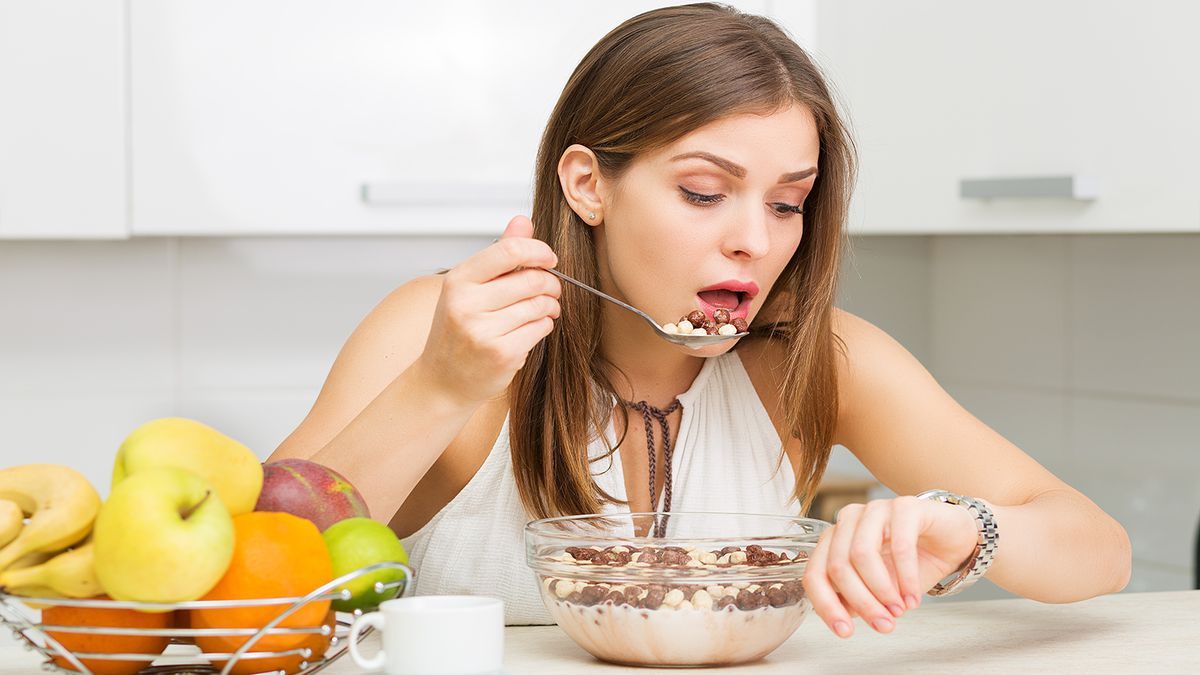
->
xmin=405 ymin=356 xmax=484 ymax=415
xmin=915 ymin=489 xmax=1001 ymax=596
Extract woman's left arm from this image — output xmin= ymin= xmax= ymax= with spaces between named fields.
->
xmin=804 ymin=310 xmax=1131 ymax=637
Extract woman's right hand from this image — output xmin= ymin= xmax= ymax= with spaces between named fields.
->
xmin=417 ymin=215 xmax=562 ymax=406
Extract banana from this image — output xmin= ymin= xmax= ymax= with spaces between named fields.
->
xmin=7 ymin=551 xmax=54 ymax=570
xmin=0 ymin=542 xmax=102 ymax=599
xmin=0 ymin=464 xmax=101 ymax=572
xmin=0 ymin=500 xmax=21 ymax=549
xmin=1 ymin=585 xmax=61 ymax=609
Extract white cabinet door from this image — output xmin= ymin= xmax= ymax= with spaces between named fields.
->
xmin=130 ymin=1 xmax=768 ymax=236
xmin=818 ymin=1 xmax=1200 ymax=234
xmin=0 ymin=0 xmax=127 ymax=239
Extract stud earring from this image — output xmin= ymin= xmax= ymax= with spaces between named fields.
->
xmin=588 ymin=211 xmax=596 ymax=220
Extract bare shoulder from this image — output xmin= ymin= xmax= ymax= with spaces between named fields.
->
xmin=272 ymin=274 xmax=445 ymax=459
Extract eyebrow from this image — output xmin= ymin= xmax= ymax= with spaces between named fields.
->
xmin=670 ymin=151 xmax=817 ymax=183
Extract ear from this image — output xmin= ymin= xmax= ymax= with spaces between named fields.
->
xmin=557 ymin=144 xmax=606 ymax=226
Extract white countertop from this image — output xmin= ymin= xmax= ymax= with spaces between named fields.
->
xmin=2 ymin=591 xmax=1197 ymax=673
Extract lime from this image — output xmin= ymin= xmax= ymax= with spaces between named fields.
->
xmin=321 ymin=517 xmax=409 ymax=612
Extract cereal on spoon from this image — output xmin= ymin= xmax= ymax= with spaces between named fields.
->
xmin=661 ymin=309 xmax=748 ymax=337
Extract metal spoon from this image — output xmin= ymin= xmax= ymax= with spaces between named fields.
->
xmin=543 ymin=268 xmax=748 ymax=348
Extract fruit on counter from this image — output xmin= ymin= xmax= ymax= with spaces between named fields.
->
xmin=113 ymin=417 xmax=263 ymax=516
xmin=322 ymin=517 xmax=409 ymax=612
xmin=43 ymin=596 xmax=174 ymax=675
xmin=93 ymin=467 xmax=234 ymax=603
xmin=0 ymin=541 xmax=102 ymax=598
xmin=255 ymin=458 xmax=370 ymax=531
xmin=190 ymin=511 xmax=334 ymax=675
xmin=0 ymin=464 xmax=101 ymax=572
xmin=0 ymin=500 xmax=22 ymax=549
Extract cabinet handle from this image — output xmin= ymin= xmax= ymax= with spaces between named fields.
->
xmin=959 ymin=176 xmax=1098 ymax=201
xmin=361 ymin=182 xmax=530 ymax=207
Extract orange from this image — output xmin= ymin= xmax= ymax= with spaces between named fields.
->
xmin=42 ymin=596 xmax=173 ymax=675
xmin=188 ymin=512 xmax=333 ymax=674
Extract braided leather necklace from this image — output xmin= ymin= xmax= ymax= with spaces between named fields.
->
xmin=620 ymin=397 xmax=681 ymax=538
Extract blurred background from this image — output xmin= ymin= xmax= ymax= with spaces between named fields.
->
xmin=1 ymin=1 xmax=1196 ymax=600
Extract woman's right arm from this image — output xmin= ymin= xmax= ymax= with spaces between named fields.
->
xmin=268 ymin=216 xmax=561 ymax=523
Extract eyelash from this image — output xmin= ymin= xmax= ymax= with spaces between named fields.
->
xmin=679 ymin=187 xmax=804 ymax=217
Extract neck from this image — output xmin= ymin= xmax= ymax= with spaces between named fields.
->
xmin=598 ymin=302 xmax=704 ymax=407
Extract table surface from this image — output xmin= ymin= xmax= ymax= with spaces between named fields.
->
xmin=2 ymin=590 xmax=1198 ymax=673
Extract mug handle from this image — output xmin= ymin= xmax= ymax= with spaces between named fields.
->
xmin=349 ymin=611 xmax=387 ymax=671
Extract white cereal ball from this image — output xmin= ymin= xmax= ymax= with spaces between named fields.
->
xmin=717 ymin=323 xmax=737 ymax=336
xmin=662 ymin=323 xmax=679 ymax=334
xmin=691 ymin=328 xmax=708 ymax=336
xmin=700 ymin=551 xmax=718 ymax=565
xmin=691 ymin=589 xmax=714 ymax=610
xmin=662 ymin=588 xmax=685 ymax=607
xmin=677 ymin=320 xmax=694 ymax=332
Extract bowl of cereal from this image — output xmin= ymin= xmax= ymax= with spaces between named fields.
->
xmin=525 ymin=511 xmax=829 ymax=667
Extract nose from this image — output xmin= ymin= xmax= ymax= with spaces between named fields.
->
xmin=721 ymin=204 xmax=772 ymax=261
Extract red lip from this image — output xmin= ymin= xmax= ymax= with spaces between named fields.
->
xmin=698 ymin=280 xmax=760 ymax=298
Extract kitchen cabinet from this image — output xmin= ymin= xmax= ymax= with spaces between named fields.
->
xmin=129 ymin=1 xmax=770 ymax=236
xmin=0 ymin=0 xmax=127 ymax=239
xmin=817 ymin=0 xmax=1200 ymax=234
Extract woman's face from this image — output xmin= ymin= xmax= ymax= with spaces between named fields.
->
xmin=593 ymin=104 xmax=820 ymax=356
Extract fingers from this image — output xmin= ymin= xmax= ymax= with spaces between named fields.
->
xmin=492 ymin=315 xmax=556 ymax=364
xmin=888 ymin=496 xmax=924 ymax=611
xmin=486 ymin=293 xmax=562 ymax=336
xmin=500 ymin=214 xmax=535 ymax=240
xmin=849 ymin=501 xmax=906 ymax=620
xmin=476 ymin=268 xmax=562 ymax=313
xmin=801 ymin=527 xmax=855 ymax=638
xmin=825 ymin=504 xmax=894 ymax=634
xmin=454 ymin=216 xmax=557 ymax=284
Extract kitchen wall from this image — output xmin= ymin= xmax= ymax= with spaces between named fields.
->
xmin=835 ymin=233 xmax=1200 ymax=600
xmin=2 ymin=232 xmax=1197 ymax=599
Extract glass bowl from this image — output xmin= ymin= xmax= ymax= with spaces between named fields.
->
xmin=525 ymin=511 xmax=830 ymax=667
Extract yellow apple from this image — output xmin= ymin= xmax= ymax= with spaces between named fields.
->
xmin=113 ymin=418 xmax=263 ymax=515
xmin=93 ymin=466 xmax=234 ymax=603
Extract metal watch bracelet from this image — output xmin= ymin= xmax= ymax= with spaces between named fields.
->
xmin=915 ymin=489 xmax=1000 ymax=596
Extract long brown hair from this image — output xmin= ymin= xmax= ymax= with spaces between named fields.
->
xmin=508 ymin=3 xmax=855 ymax=519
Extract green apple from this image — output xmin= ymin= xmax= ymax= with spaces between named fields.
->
xmin=322 ymin=517 xmax=409 ymax=612
xmin=93 ymin=466 xmax=234 ymax=603
xmin=113 ymin=417 xmax=263 ymax=515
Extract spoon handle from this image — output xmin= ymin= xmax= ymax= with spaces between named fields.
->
xmin=543 ymin=268 xmax=658 ymax=325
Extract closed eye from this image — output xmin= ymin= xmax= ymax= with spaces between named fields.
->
xmin=679 ymin=186 xmax=804 ymax=217
xmin=679 ymin=186 xmax=723 ymax=205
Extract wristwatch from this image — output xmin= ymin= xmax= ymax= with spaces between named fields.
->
xmin=915 ymin=489 xmax=1000 ymax=596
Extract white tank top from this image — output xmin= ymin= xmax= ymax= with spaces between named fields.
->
xmin=400 ymin=351 xmax=800 ymax=625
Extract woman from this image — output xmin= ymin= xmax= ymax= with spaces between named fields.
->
xmin=270 ymin=3 xmax=1130 ymax=634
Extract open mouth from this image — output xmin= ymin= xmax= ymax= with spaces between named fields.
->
xmin=696 ymin=281 xmax=759 ymax=321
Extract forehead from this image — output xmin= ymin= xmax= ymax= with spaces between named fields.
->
xmin=644 ymin=104 xmax=820 ymax=171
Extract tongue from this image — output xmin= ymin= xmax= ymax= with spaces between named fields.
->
xmin=698 ymin=289 xmax=740 ymax=309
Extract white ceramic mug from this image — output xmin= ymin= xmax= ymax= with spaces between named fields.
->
xmin=348 ymin=595 xmax=504 ymax=674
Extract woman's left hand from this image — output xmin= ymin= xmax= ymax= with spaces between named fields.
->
xmin=801 ymin=496 xmax=982 ymax=638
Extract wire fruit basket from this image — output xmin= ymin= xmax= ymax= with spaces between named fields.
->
xmin=0 ymin=562 xmax=412 ymax=675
